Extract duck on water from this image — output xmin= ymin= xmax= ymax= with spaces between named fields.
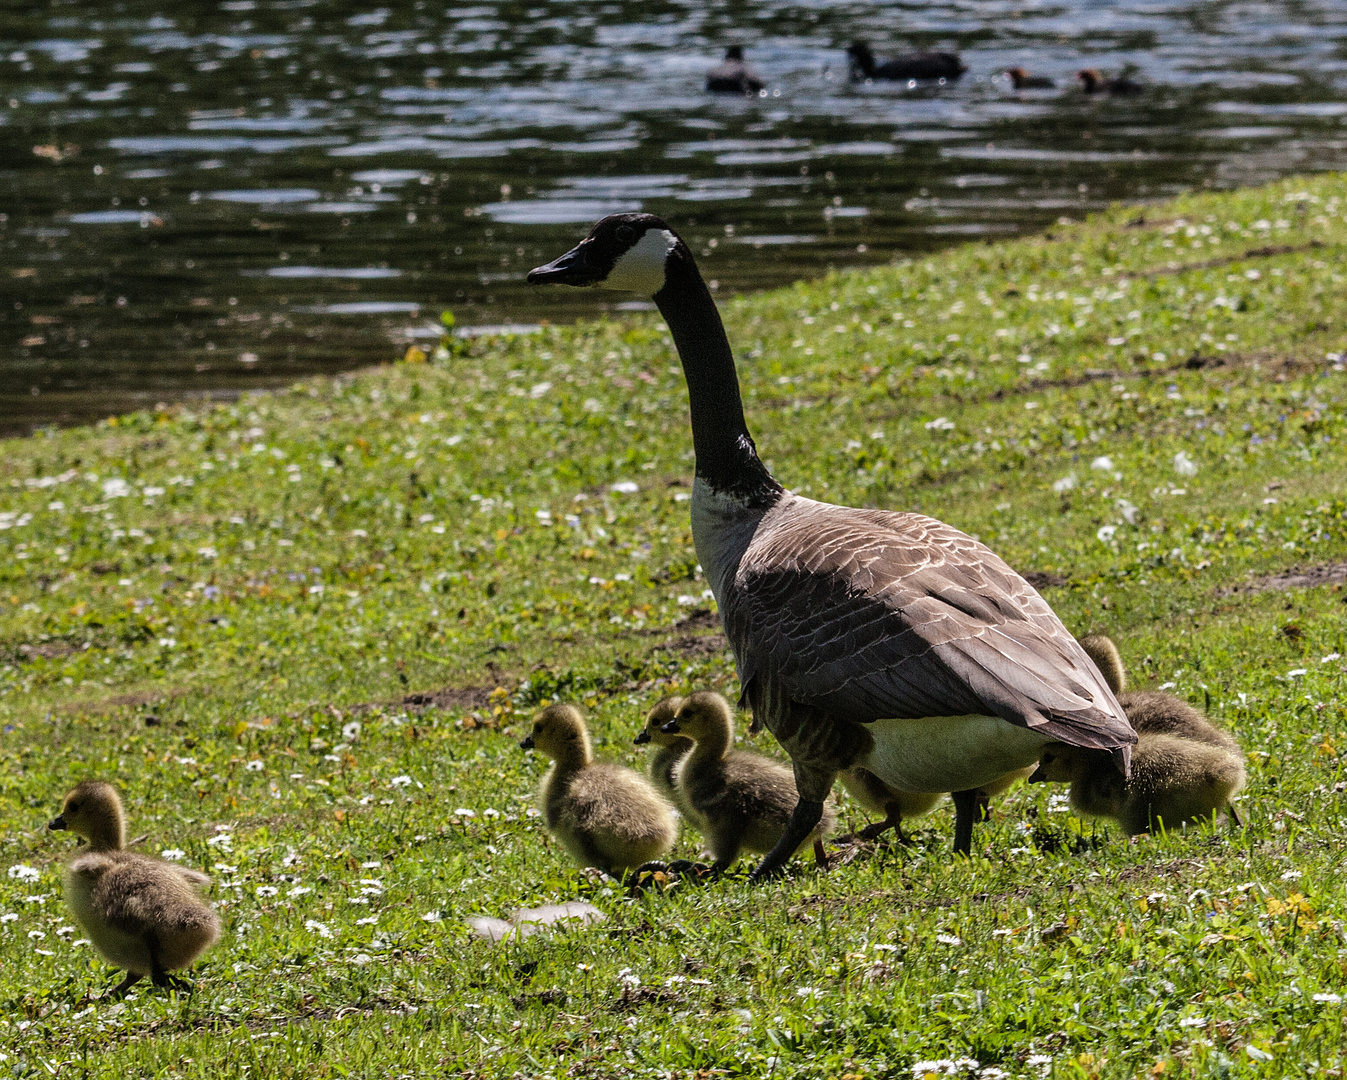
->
xmin=527 ymin=215 xmax=1135 ymax=880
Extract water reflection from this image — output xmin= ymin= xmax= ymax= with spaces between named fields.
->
xmin=3 ymin=0 xmax=1347 ymax=431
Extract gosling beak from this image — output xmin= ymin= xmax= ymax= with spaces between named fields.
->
xmin=527 ymin=241 xmax=601 ymax=287
xmin=633 ymin=730 xmax=651 ymax=745
xmin=519 ymin=735 xmax=535 ymax=750
xmin=1026 ymin=765 xmax=1049 ymax=784
xmin=48 ymin=814 xmax=67 ymax=831
xmin=660 ymin=720 xmax=681 ymax=735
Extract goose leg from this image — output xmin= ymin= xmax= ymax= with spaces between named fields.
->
xmin=111 ymin=972 xmax=144 ymax=997
xmin=748 ymin=798 xmax=823 ymax=882
xmin=951 ymin=789 xmax=980 ymax=855
xmin=147 ymin=937 xmax=192 ymax=993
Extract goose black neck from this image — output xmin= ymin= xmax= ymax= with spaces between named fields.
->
xmin=654 ymin=244 xmax=782 ymax=504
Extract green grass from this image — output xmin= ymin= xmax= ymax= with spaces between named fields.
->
xmin=5 ymin=173 xmax=1347 ymax=1079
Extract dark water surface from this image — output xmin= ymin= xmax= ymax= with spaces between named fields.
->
xmin=4 ymin=0 xmax=1347 ymax=433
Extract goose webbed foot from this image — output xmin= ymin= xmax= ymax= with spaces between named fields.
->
xmin=748 ymin=798 xmax=824 ymax=884
xmin=110 ymin=972 xmax=144 ymax=998
xmin=951 ymin=789 xmax=980 ymax=856
xmin=625 ymin=859 xmax=713 ymax=895
xmin=150 ymin=963 xmax=192 ymax=994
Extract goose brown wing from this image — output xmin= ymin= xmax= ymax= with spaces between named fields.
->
xmin=723 ymin=501 xmax=1134 ymax=759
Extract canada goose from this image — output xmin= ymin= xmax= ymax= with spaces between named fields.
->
xmin=661 ymin=690 xmax=835 ymax=871
xmin=846 ymin=40 xmax=966 ymax=83
xmin=1076 ymin=633 xmax=1244 ymax=822
xmin=1005 ymin=67 xmax=1054 ymax=89
xmin=47 ymin=781 xmax=219 ymax=995
xmin=520 ymin=703 xmax=677 ymax=874
xmin=633 ymin=695 xmax=693 ymax=814
xmin=707 ymin=46 xmax=765 ymax=94
xmin=527 ymin=213 xmax=1134 ymax=879
xmin=1031 ymin=733 xmax=1245 ymax=835
xmin=1076 ymin=69 xmax=1143 ymax=95
xmin=839 ymin=767 xmax=942 ymax=842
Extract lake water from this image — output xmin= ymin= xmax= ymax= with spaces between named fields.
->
xmin=5 ymin=0 xmax=1347 ymax=433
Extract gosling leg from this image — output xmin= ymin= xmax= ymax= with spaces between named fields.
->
xmin=1226 ymin=802 xmax=1245 ymax=828
xmin=857 ymin=804 xmax=903 ymax=842
xmin=110 ymin=972 xmax=144 ymax=997
xmin=951 ymin=789 xmax=980 ymax=856
xmin=748 ymin=798 xmax=824 ymax=883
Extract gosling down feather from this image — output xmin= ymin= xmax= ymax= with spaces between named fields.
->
xmin=528 ymin=213 xmax=1134 ymax=880
xmin=48 ymin=780 xmax=219 ymax=995
xmin=662 ymin=691 xmax=835 ymax=872
xmin=521 ymin=703 xmax=677 ymax=874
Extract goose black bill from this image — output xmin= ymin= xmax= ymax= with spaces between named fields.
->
xmin=48 ymin=814 xmax=67 ymax=831
xmin=527 ymin=242 xmax=600 ymax=287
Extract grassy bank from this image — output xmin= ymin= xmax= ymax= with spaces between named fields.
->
xmin=5 ymin=173 xmax=1347 ymax=1078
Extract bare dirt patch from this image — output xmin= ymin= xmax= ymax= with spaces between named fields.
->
xmin=1215 ymin=561 xmax=1347 ymax=597
xmin=57 ymin=687 xmax=188 ymax=716
xmin=15 ymin=641 xmax=80 ymax=661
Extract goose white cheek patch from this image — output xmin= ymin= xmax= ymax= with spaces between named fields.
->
xmin=602 ymin=229 xmax=677 ymax=294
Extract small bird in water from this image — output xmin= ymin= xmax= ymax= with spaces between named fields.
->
xmin=846 ymin=40 xmax=966 ymax=83
xmin=49 ymin=781 xmax=220 ymax=996
xmin=1005 ymin=67 xmax=1054 ymax=89
xmin=1076 ymin=68 xmax=1143 ymax=95
xmin=706 ymin=46 xmax=765 ymax=94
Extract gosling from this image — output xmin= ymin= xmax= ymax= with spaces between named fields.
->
xmin=1079 ymin=634 xmax=1243 ymax=756
xmin=839 ymin=767 xmax=942 ymax=843
xmin=521 ymin=704 xmax=677 ymax=874
xmin=1034 ymin=635 xmax=1246 ymax=832
xmin=1032 ymin=733 xmax=1245 ymax=836
xmin=48 ymin=781 xmax=220 ymax=995
xmin=633 ymin=695 xmax=693 ymax=815
xmin=662 ymin=690 xmax=836 ymax=872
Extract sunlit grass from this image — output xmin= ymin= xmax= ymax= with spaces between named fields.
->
xmin=4 ymin=174 xmax=1347 ymax=1077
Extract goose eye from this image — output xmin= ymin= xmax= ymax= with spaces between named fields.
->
xmin=68 ymin=802 xmax=80 ymax=812
xmin=615 ymin=225 xmax=635 ymax=245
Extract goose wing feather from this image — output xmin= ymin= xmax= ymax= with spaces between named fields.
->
xmin=723 ymin=500 xmax=1133 ymax=757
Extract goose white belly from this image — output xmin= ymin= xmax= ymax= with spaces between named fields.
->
xmin=860 ymin=714 xmax=1053 ymax=793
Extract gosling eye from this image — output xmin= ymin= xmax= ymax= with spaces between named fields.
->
xmin=615 ymin=224 xmax=635 ymax=246
xmin=68 ymin=802 xmax=80 ymax=813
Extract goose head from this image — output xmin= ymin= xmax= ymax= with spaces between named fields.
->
xmin=634 ymin=695 xmax=688 ymax=747
xmin=846 ymin=41 xmax=876 ymax=75
xmin=520 ymin=703 xmax=592 ymax=765
xmin=49 ymin=780 xmax=126 ymax=851
xmin=1075 ymin=69 xmax=1103 ymax=91
xmin=724 ymin=45 xmax=745 ymax=61
xmin=527 ymin=213 xmax=683 ymax=296
xmin=661 ymin=690 xmax=735 ymax=744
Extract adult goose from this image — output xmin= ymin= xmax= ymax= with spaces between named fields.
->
xmin=707 ymin=46 xmax=765 ymax=94
xmin=527 ymin=214 xmax=1135 ymax=879
xmin=847 ymin=41 xmax=965 ymax=83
